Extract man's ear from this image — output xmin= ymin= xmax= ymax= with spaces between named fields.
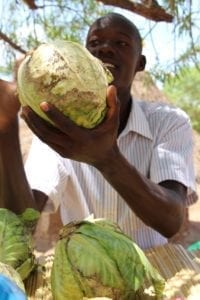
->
xmin=136 ymin=55 xmax=146 ymax=72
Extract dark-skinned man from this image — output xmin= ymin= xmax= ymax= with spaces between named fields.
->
xmin=0 ymin=13 xmax=197 ymax=249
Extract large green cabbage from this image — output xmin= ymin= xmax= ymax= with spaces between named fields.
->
xmin=0 ymin=208 xmax=40 ymax=280
xmin=17 ymin=40 xmax=113 ymax=128
xmin=51 ymin=218 xmax=165 ymax=299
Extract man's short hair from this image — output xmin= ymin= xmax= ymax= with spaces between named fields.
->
xmin=87 ymin=12 xmax=142 ymax=52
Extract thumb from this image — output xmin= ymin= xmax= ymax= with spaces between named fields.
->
xmin=106 ymin=85 xmax=119 ymax=118
xmin=106 ymin=85 xmax=117 ymax=105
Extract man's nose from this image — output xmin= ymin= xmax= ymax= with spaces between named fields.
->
xmin=98 ymin=41 xmax=115 ymax=55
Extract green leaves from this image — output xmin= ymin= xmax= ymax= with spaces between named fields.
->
xmin=0 ymin=208 xmax=38 ymax=280
xmin=51 ymin=218 xmax=165 ymax=299
xmin=17 ymin=40 xmax=112 ymax=128
xmin=51 ymin=239 xmax=84 ymax=300
xmin=0 ymin=0 xmax=111 ymax=75
xmin=163 ymin=66 xmax=200 ymax=133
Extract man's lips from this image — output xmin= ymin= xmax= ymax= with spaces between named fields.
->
xmin=103 ymin=62 xmax=118 ymax=70
xmin=103 ymin=62 xmax=120 ymax=80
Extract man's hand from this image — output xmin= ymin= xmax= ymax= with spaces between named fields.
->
xmin=0 ymin=79 xmax=20 ymax=133
xmin=21 ymin=85 xmax=120 ymax=166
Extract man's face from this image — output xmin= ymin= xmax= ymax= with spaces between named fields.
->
xmin=86 ymin=16 xmax=143 ymax=90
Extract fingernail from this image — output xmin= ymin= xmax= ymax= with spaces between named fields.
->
xmin=40 ymin=102 xmax=49 ymax=112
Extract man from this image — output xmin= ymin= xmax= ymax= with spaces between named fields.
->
xmin=0 ymin=13 xmax=196 ymax=249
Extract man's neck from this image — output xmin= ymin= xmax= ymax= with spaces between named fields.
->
xmin=117 ymin=89 xmax=132 ymax=135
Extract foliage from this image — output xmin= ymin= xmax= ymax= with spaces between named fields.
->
xmin=0 ymin=208 xmax=40 ymax=281
xmin=163 ymin=66 xmax=200 ymax=133
xmin=149 ymin=0 xmax=200 ymax=81
xmin=0 ymin=0 xmax=110 ymax=76
xmin=0 ymin=0 xmax=199 ymax=82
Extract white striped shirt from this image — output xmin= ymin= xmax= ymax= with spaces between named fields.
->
xmin=25 ymin=99 xmax=196 ymax=249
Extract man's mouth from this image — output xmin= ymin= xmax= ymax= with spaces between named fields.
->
xmin=103 ymin=62 xmax=118 ymax=73
xmin=101 ymin=61 xmax=119 ymax=82
xmin=103 ymin=62 xmax=116 ymax=69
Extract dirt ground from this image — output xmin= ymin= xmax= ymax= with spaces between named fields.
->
xmin=176 ymin=130 xmax=200 ymax=249
xmin=169 ymin=199 xmax=200 ymax=248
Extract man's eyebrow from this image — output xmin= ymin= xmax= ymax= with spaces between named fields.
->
xmin=116 ymin=31 xmax=134 ymax=39
xmin=89 ymin=30 xmax=134 ymax=40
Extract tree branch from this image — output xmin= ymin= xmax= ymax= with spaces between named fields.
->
xmin=21 ymin=0 xmax=173 ymax=23
xmin=97 ymin=0 xmax=173 ymax=22
xmin=22 ymin=0 xmax=38 ymax=9
xmin=0 ymin=31 xmax=27 ymax=54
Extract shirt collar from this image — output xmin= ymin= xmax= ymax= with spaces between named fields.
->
xmin=119 ymin=99 xmax=153 ymax=140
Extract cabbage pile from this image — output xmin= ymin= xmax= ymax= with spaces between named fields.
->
xmin=51 ymin=218 xmax=165 ymax=299
xmin=0 ymin=208 xmax=40 ymax=281
xmin=17 ymin=40 xmax=113 ymax=128
xmin=0 ymin=261 xmax=25 ymax=293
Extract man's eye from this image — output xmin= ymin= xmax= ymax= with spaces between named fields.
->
xmin=88 ymin=40 xmax=100 ymax=47
xmin=117 ymin=41 xmax=128 ymax=47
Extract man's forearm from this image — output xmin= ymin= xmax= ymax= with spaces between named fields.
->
xmin=95 ymin=148 xmax=185 ymax=238
xmin=0 ymin=118 xmax=37 ymax=213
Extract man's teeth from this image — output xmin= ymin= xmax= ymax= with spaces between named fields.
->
xmin=104 ymin=63 xmax=115 ymax=68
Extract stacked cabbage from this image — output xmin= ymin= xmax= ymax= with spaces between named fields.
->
xmin=51 ymin=218 xmax=165 ymax=299
xmin=17 ymin=40 xmax=113 ymax=128
xmin=0 ymin=208 xmax=39 ymax=281
xmin=0 ymin=262 xmax=27 ymax=299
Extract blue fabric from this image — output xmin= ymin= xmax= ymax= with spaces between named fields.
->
xmin=0 ymin=274 xmax=27 ymax=300
xmin=188 ymin=241 xmax=200 ymax=252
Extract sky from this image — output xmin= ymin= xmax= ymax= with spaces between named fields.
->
xmin=114 ymin=7 xmax=173 ymax=70
xmin=114 ymin=5 xmax=199 ymax=72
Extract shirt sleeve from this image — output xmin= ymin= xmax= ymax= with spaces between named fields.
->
xmin=25 ymin=136 xmax=70 ymax=211
xmin=150 ymin=108 xmax=197 ymax=206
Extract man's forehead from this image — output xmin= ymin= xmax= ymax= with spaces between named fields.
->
xmin=91 ymin=17 xmax=133 ymax=31
xmin=88 ymin=14 xmax=140 ymax=41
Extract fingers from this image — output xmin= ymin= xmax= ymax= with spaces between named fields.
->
xmin=21 ymin=106 xmax=57 ymax=141
xmin=21 ymin=86 xmax=119 ymax=144
xmin=21 ymin=103 xmax=84 ymax=141
xmin=21 ymin=105 xmax=76 ymax=156
xmin=39 ymin=102 xmax=86 ymax=136
xmin=106 ymin=85 xmax=117 ymax=106
xmin=39 ymin=102 xmax=69 ymax=129
xmin=105 ymin=85 xmax=120 ymax=123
